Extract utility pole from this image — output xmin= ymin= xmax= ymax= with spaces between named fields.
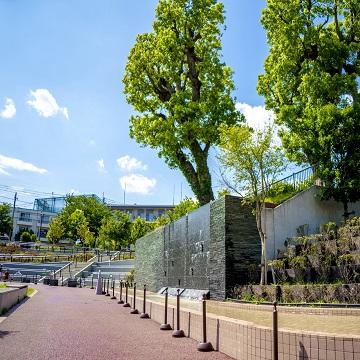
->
xmin=102 ymin=192 xmax=105 ymax=204
xmin=10 ymin=192 xmax=17 ymax=242
xmin=172 ymin=185 xmax=175 ymax=206
xmin=123 ymin=183 xmax=126 ymax=205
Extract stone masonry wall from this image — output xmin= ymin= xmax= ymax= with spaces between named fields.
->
xmin=135 ymin=196 xmax=261 ymax=299
xmin=225 ymin=196 xmax=261 ymax=292
xmin=134 ymin=227 xmax=164 ymax=292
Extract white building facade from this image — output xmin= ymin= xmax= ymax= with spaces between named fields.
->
xmin=11 ymin=207 xmax=56 ymax=241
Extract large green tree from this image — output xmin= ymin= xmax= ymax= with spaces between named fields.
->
xmin=98 ymin=211 xmax=131 ymax=250
xmin=123 ymin=0 xmax=242 ymax=205
xmin=258 ymin=0 xmax=360 ymax=217
xmin=0 ymin=203 xmax=12 ymax=235
xmin=60 ymin=195 xmax=111 ymax=237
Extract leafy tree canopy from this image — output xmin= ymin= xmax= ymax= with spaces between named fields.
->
xmin=154 ymin=197 xmax=200 ymax=227
xmin=0 ymin=203 xmax=12 ymax=235
xmin=60 ymin=195 xmax=111 ymax=237
xmin=258 ymin=0 xmax=360 ymax=215
xmin=130 ymin=217 xmax=155 ymax=245
xmin=46 ymin=216 xmax=64 ymax=245
xmin=123 ymin=0 xmax=242 ymax=205
xmin=98 ymin=211 xmax=132 ymax=250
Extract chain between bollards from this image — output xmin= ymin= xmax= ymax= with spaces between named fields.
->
xmin=273 ymin=301 xmax=278 ymax=360
xmin=172 ymin=288 xmax=185 ymax=338
xmin=197 ymin=294 xmax=213 ymax=352
xmin=140 ymin=284 xmax=149 ymax=319
xmin=130 ymin=282 xmax=139 ymax=314
xmin=123 ymin=281 xmax=130 ymax=307
xmin=118 ymin=280 xmax=124 ymax=304
xmin=160 ymin=287 xmax=172 ymax=330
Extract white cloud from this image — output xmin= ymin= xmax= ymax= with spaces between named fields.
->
xmin=117 ymin=155 xmax=147 ymax=171
xmin=119 ymin=174 xmax=156 ymax=195
xmin=88 ymin=139 xmax=96 ymax=146
xmin=236 ymin=102 xmax=275 ymax=130
xmin=0 ymin=167 xmax=10 ymax=176
xmin=97 ymin=159 xmax=105 ymax=169
xmin=0 ymin=154 xmax=47 ymax=175
xmin=96 ymin=159 xmax=107 ymax=173
xmin=0 ymin=98 xmax=16 ymax=119
xmin=27 ymin=89 xmax=69 ymax=119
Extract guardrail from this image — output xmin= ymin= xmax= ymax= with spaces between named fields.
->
xmin=270 ymin=166 xmax=314 ymax=192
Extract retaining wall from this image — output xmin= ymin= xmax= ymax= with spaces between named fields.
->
xmin=0 ymin=285 xmax=28 ymax=313
xmin=125 ymin=292 xmax=360 ymax=360
xmin=135 ymin=196 xmax=261 ymax=299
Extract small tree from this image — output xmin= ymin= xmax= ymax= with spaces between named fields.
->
xmin=46 ymin=216 xmax=64 ymax=245
xmin=218 ymin=124 xmax=287 ymax=284
xmin=0 ymin=203 xmax=12 ymax=236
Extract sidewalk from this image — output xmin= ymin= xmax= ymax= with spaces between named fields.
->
xmin=0 ymin=285 xmax=231 ymax=360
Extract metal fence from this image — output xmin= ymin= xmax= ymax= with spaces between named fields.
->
xmin=270 ymin=166 xmax=314 ymax=192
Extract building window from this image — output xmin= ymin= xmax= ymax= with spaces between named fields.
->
xmin=19 ymin=212 xmax=31 ymax=222
xmin=41 ymin=215 xmax=50 ymax=224
xmin=137 ymin=209 xmax=145 ymax=219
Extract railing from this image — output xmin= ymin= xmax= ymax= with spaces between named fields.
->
xmin=270 ymin=166 xmax=314 ymax=192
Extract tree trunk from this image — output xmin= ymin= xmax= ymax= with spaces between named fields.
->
xmin=256 ymin=201 xmax=267 ymax=285
xmin=175 ymin=142 xmax=214 ymax=206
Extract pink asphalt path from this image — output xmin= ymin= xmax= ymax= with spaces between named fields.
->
xmin=0 ymin=285 xmax=232 ymax=360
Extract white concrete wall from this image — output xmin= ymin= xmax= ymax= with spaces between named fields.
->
xmin=263 ymin=186 xmax=360 ymax=260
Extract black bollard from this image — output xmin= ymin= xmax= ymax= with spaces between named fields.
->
xmin=118 ymin=280 xmax=124 ymax=304
xmin=111 ymin=280 xmax=116 ymax=300
xmin=273 ymin=301 xmax=279 ymax=360
xmin=172 ymin=289 xmax=185 ymax=337
xmin=123 ymin=282 xmax=130 ymax=307
xmin=140 ymin=284 xmax=149 ymax=319
xmin=90 ymin=274 xmax=94 ymax=289
xmin=130 ymin=282 xmax=139 ymax=314
xmin=105 ymin=278 xmax=110 ymax=296
xmin=160 ymin=288 xmax=172 ymax=330
xmin=61 ymin=275 xmax=63 ymax=286
xmin=197 ymin=294 xmax=213 ymax=352
xmin=102 ymin=277 xmax=106 ymax=295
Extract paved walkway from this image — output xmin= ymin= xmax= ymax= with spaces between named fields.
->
xmin=0 ymin=286 xmax=231 ymax=360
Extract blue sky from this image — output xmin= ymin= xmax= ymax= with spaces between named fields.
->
xmin=0 ymin=0 xmax=271 ymax=207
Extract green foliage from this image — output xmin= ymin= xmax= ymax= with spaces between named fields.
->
xmin=130 ymin=217 xmax=155 ymax=245
xmin=123 ymin=0 xmax=242 ymax=205
xmin=98 ymin=211 xmax=131 ymax=250
xmin=269 ymin=259 xmax=287 ymax=283
xmin=46 ymin=216 xmax=64 ymax=245
xmin=60 ymin=195 xmax=111 ymax=238
xmin=216 ymin=188 xmax=231 ymax=198
xmin=218 ymin=124 xmax=287 ymax=284
xmin=125 ymin=269 xmax=135 ymax=283
xmin=0 ymin=203 xmax=12 ymax=235
xmin=14 ymin=228 xmax=34 ymax=242
xmin=154 ymin=197 xmax=200 ymax=228
xmin=258 ymin=0 xmax=360 ymax=214
xmin=20 ymin=231 xmax=36 ymax=242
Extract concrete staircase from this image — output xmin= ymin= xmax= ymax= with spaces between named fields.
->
xmin=80 ymin=260 xmax=135 ymax=287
